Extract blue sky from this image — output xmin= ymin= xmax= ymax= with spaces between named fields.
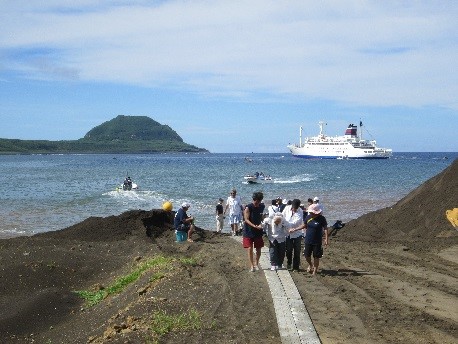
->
xmin=0 ymin=1 xmax=457 ymax=153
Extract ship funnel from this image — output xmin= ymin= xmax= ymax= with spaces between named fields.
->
xmin=345 ymin=124 xmax=357 ymax=137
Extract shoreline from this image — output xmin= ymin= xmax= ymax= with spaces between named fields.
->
xmin=2 ymin=152 xmax=456 ymax=239
xmin=1 ymin=158 xmax=456 ymax=343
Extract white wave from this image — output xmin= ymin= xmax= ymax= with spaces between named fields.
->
xmin=274 ymin=174 xmax=315 ymax=184
xmin=0 ymin=228 xmax=28 ymax=239
xmin=103 ymin=189 xmax=167 ymax=206
xmin=241 ymin=174 xmax=315 ymax=185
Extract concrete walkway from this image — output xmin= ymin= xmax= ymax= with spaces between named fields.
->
xmin=232 ymin=237 xmax=321 ymax=344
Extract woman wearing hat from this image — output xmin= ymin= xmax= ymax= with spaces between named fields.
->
xmin=303 ymin=203 xmax=329 ymax=275
xmin=263 ymin=212 xmax=289 ymax=271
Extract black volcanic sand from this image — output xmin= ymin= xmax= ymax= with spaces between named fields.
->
xmin=1 ymin=160 xmax=457 ymax=344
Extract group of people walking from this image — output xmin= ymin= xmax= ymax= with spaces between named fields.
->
xmin=216 ymin=189 xmax=329 ymax=275
xmin=173 ymin=188 xmax=329 ymax=274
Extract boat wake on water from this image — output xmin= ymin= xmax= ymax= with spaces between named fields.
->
xmin=242 ymin=174 xmax=314 ymax=185
xmin=104 ymin=189 xmax=162 ymax=201
xmin=274 ymin=174 xmax=315 ymax=184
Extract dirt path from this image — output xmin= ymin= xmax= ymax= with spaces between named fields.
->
xmin=292 ymin=238 xmax=458 ymax=344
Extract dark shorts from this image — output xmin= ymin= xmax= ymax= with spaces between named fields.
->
xmin=303 ymin=243 xmax=323 ymax=258
xmin=176 ymin=224 xmax=191 ymax=232
xmin=243 ymin=236 xmax=264 ymax=249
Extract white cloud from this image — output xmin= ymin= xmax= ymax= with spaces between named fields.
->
xmin=1 ymin=0 xmax=457 ymax=108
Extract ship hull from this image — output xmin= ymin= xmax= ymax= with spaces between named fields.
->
xmin=287 ymin=144 xmax=392 ymax=159
xmin=290 ymin=153 xmax=390 ymax=159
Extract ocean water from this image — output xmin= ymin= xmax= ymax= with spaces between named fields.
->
xmin=1 ymin=152 xmax=456 ymax=238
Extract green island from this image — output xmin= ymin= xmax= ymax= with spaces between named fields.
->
xmin=0 ymin=115 xmax=208 ymax=154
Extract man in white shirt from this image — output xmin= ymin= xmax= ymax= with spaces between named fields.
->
xmin=282 ymin=199 xmax=304 ymax=271
xmin=224 ymin=188 xmax=244 ymax=236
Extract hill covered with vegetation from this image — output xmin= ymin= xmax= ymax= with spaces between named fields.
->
xmin=0 ymin=115 xmax=208 ymax=154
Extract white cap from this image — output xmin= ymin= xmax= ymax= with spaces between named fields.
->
xmin=181 ymin=202 xmax=191 ymax=208
xmin=313 ymin=196 xmax=319 ymax=202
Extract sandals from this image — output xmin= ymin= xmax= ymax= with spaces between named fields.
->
xmin=308 ymin=267 xmax=317 ymax=275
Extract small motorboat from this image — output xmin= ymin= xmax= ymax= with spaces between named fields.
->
xmin=117 ymin=176 xmax=139 ymax=191
xmin=244 ymin=173 xmax=273 ymax=184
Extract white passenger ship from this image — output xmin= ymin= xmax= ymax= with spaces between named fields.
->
xmin=287 ymin=121 xmax=392 ymax=159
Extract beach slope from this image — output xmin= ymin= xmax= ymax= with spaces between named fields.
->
xmin=0 ymin=160 xmax=457 ymax=343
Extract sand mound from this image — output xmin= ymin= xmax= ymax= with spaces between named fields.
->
xmin=38 ymin=209 xmax=175 ymax=242
xmin=340 ymin=158 xmax=458 ymax=243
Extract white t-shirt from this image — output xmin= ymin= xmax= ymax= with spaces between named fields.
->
xmin=268 ymin=205 xmax=280 ymax=218
xmin=226 ymin=195 xmax=243 ymax=216
xmin=282 ymin=205 xmax=304 ymax=239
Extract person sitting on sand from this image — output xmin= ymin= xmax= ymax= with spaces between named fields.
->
xmin=174 ymin=202 xmax=195 ymax=242
xmin=303 ymin=203 xmax=329 ymax=275
xmin=243 ymin=192 xmax=265 ymax=272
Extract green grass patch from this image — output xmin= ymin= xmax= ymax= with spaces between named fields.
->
xmin=75 ymin=256 xmax=175 ymax=306
xmin=149 ymin=272 xmax=166 ymax=282
xmin=46 ymin=261 xmax=57 ymax=269
xmin=150 ymin=309 xmax=203 ymax=336
xmin=75 ymin=289 xmax=106 ymax=307
xmin=179 ymin=257 xmax=198 ymax=266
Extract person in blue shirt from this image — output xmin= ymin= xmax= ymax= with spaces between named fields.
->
xmin=174 ymin=202 xmax=195 ymax=242
xmin=304 ymin=203 xmax=329 ymax=275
